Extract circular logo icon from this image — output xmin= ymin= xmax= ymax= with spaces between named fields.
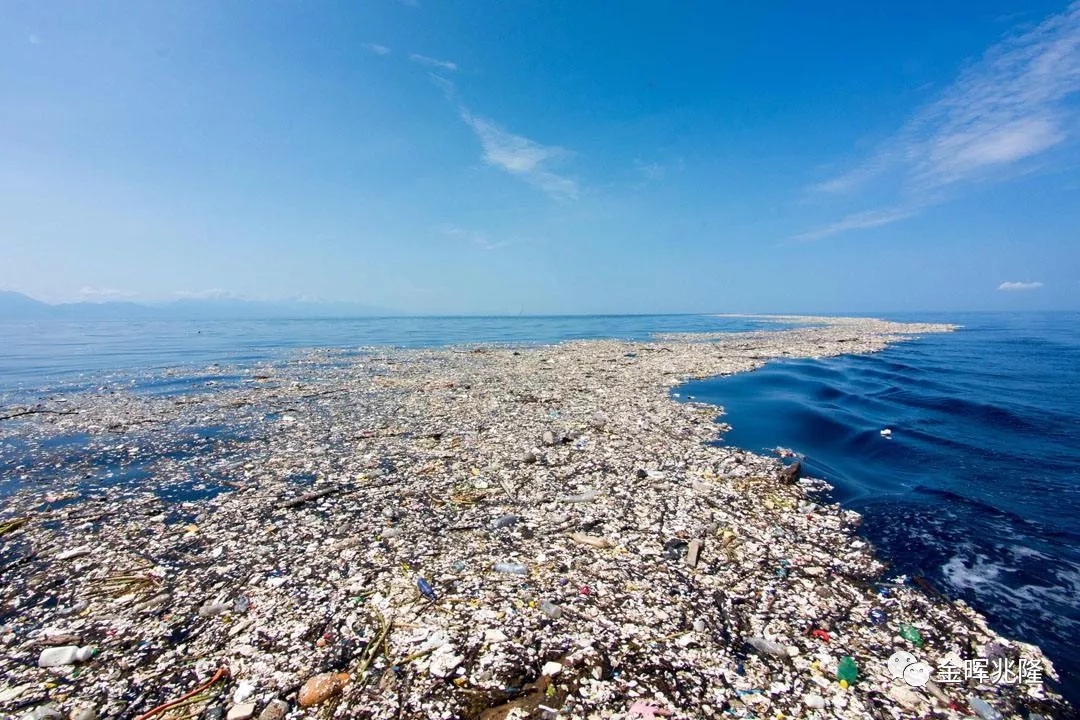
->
xmin=886 ymin=650 xmax=917 ymax=679
xmin=903 ymin=661 xmax=932 ymax=687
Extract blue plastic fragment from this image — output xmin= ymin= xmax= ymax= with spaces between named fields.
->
xmin=417 ymin=577 xmax=437 ymax=601
xmin=868 ymin=608 xmax=888 ymax=624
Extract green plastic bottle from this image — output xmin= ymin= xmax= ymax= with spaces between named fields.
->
xmin=899 ymin=623 xmax=924 ymax=647
xmin=837 ymin=655 xmax=858 ymax=685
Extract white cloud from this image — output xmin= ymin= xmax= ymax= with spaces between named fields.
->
xmin=832 ymin=3 xmax=1080 ymax=194
xmin=809 ymin=153 xmax=899 ymax=195
xmin=997 ymin=280 xmax=1044 ymax=291
xmin=804 ymin=3 xmax=1080 ymax=238
xmin=28 ymin=34 xmax=41 ymax=45
xmin=79 ymin=286 xmax=138 ymax=301
xmin=439 ymin=224 xmax=524 ymax=251
xmin=172 ymin=288 xmax=237 ymax=300
xmin=409 ymin=54 xmax=458 ymax=71
xmin=459 ymin=110 xmax=578 ymax=199
xmin=472 ymin=237 xmax=521 ymax=251
xmin=793 ymin=207 xmax=919 ymax=241
xmin=424 ymin=75 xmax=579 ymax=200
xmin=923 ymin=117 xmax=1064 ymax=185
xmin=428 ymin=73 xmax=456 ymax=100
xmin=363 ymin=43 xmax=391 ymax=56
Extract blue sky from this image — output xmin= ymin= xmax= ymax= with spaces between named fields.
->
xmin=2 ymin=1 xmax=1079 ymax=314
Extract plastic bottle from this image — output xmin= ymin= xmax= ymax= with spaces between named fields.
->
xmin=25 ymin=704 xmax=62 ymax=720
xmin=416 ymin=577 xmax=437 ymax=601
xmin=899 ymin=623 xmax=924 ymax=646
xmin=38 ymin=646 xmax=95 ymax=668
xmin=539 ymin=600 xmax=563 ymax=619
xmin=969 ymin=697 xmax=1004 ymax=720
xmin=198 ymin=602 xmax=230 ymax=617
xmin=836 ymin=655 xmax=858 ymax=685
xmin=745 ymin=637 xmax=789 ymax=657
xmin=491 ymin=515 xmax=519 ymax=529
xmin=232 ymin=681 xmax=256 ymax=704
xmin=493 ymin=562 xmax=529 ymax=575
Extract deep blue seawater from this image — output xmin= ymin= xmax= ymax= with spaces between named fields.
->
xmin=682 ymin=312 xmax=1080 ymax=702
xmin=2 ymin=312 xmax=1078 ymax=701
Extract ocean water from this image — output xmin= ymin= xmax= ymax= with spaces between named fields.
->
xmin=681 ymin=312 xmax=1080 ymax=701
xmin=2 ymin=312 xmax=1078 ymax=701
xmin=0 ymin=315 xmax=779 ymax=398
xmin=0 ymin=313 xmax=789 ymax=511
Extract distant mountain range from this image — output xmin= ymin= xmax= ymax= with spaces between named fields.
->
xmin=0 ymin=291 xmax=398 ymax=320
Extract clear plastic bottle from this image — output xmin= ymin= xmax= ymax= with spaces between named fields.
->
xmin=969 ymin=697 xmax=1004 ymax=720
xmin=539 ymin=600 xmax=563 ymax=618
xmin=745 ymin=637 xmax=789 ymax=657
xmin=492 ymin=562 xmax=529 ymax=575
xmin=38 ymin=646 xmax=95 ymax=667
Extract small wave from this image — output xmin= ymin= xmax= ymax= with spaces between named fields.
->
xmin=942 ymin=553 xmax=1002 ymax=589
xmin=903 ymin=392 xmax=1038 ymax=432
xmin=941 ymin=551 xmax=1080 ymax=635
xmin=910 ymin=486 xmax=1018 ymax=519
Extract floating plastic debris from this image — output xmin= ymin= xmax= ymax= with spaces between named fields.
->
xmin=416 ymin=577 xmax=437 ymax=601
xmin=0 ymin=316 xmax=1065 ymax=719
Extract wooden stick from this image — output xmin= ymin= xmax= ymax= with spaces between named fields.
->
xmin=0 ymin=408 xmax=76 ymax=421
xmin=277 ymin=486 xmax=341 ymax=509
xmin=133 ymin=666 xmax=230 ymax=720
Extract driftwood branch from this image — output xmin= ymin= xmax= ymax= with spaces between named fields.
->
xmin=276 ymin=486 xmax=341 ymax=510
xmin=0 ymin=408 xmax=77 ymax=422
xmin=778 ymin=461 xmax=802 ymax=484
xmin=297 ymin=388 xmax=348 ymax=400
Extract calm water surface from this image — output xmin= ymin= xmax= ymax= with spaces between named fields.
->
xmin=0 ymin=314 xmax=776 ymax=397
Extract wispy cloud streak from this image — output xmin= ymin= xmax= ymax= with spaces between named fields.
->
xmin=998 ymin=280 xmax=1044 ymax=291
xmin=425 ymin=74 xmax=578 ymax=199
xmin=458 ymin=109 xmax=578 ymax=200
xmin=907 ymin=5 xmax=1080 ymax=190
xmin=801 ymin=3 xmax=1080 ymax=239
xmin=409 ymin=54 xmax=458 ymax=71
xmin=363 ymin=43 xmax=391 ymax=56
xmin=793 ymin=207 xmax=919 ymax=241
xmin=440 ymin=225 xmax=524 ymax=251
